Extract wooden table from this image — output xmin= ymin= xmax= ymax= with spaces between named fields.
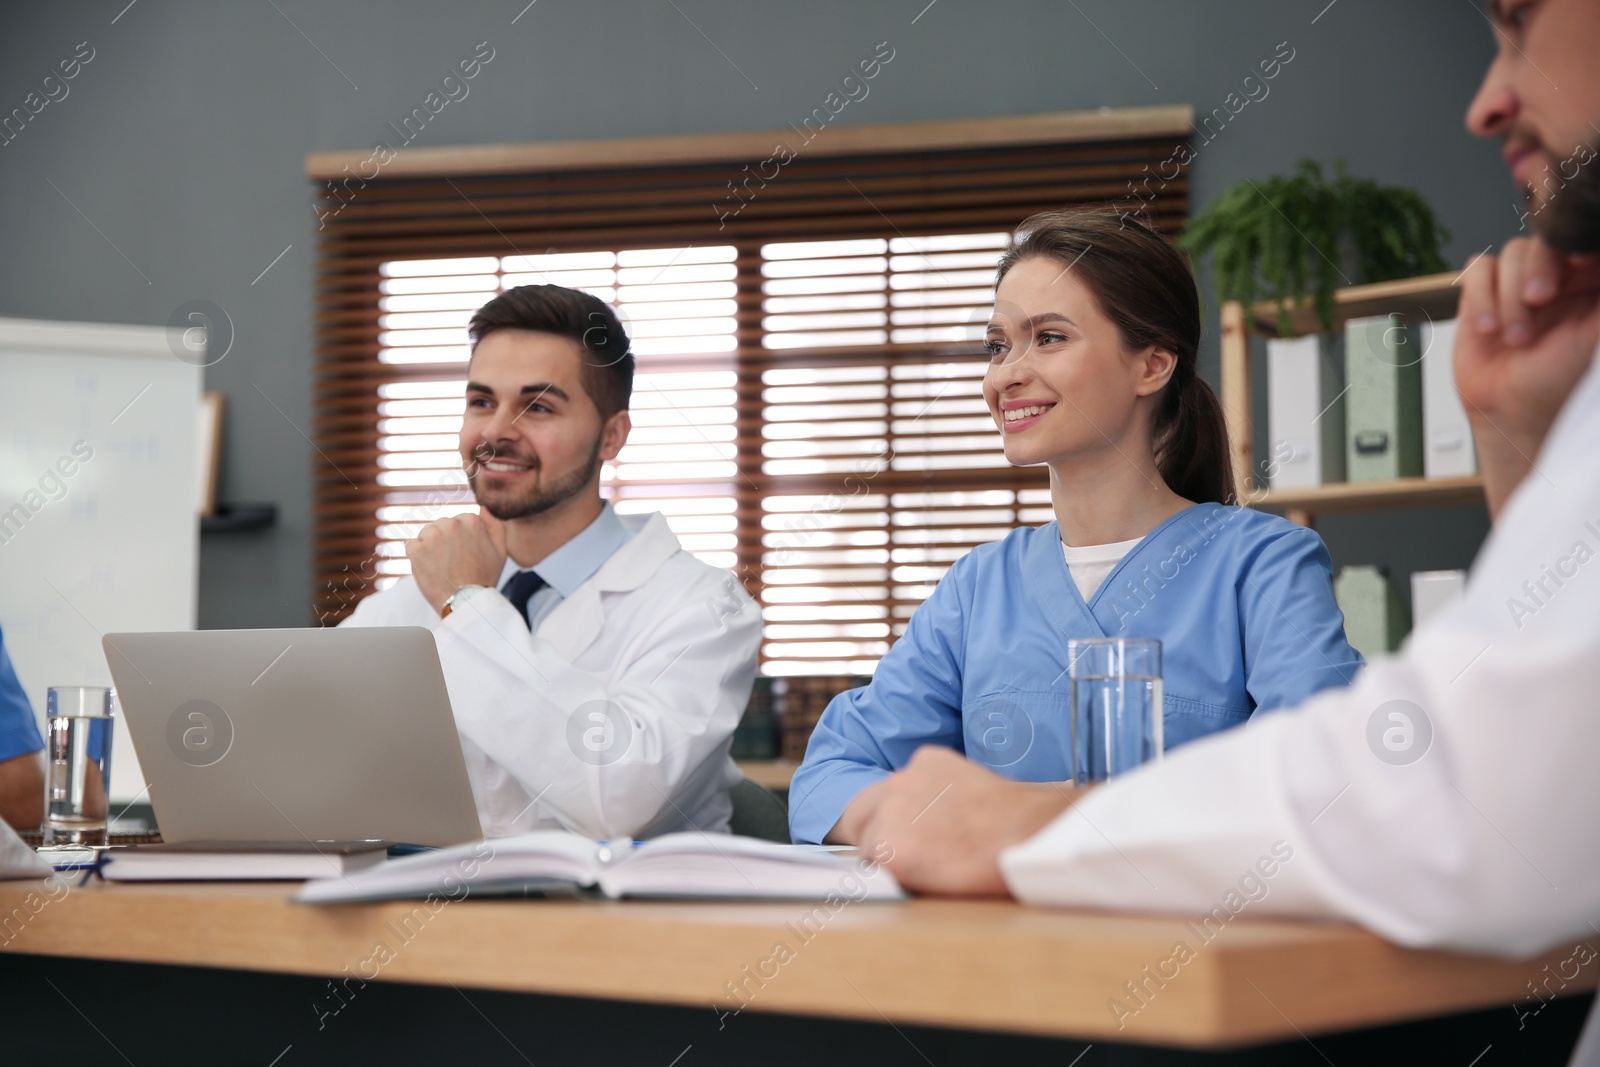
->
xmin=1 ymin=878 xmax=1591 ymax=1053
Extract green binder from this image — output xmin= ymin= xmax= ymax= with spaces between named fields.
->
xmin=1334 ymin=565 xmax=1410 ymax=658
xmin=1345 ymin=314 xmax=1423 ymax=482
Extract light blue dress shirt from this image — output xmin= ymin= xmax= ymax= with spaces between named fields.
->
xmin=788 ymin=503 xmax=1365 ymax=844
xmin=0 ymin=623 xmax=45 ymax=762
xmin=496 ymin=502 xmax=635 ymax=630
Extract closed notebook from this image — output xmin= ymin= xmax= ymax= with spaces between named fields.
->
xmin=102 ymin=842 xmax=390 ymax=881
xmin=295 ymin=831 xmax=905 ymax=904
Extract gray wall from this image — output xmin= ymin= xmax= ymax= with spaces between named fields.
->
xmin=0 ymin=1 xmax=1505 ymax=628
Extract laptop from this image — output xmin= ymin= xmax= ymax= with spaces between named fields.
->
xmin=103 ymin=627 xmax=483 ymax=848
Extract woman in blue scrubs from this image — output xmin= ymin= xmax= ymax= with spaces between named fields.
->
xmin=0 ymin=623 xmax=46 ymax=829
xmin=789 ymin=209 xmax=1363 ymax=845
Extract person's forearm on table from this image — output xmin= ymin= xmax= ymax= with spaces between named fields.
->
xmin=0 ymin=751 xmax=44 ymax=831
xmin=843 ymin=748 xmax=1084 ymax=896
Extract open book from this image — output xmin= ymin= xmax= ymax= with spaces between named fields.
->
xmin=295 ymin=832 xmax=905 ymax=904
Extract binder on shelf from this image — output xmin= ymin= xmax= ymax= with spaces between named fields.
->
xmin=1410 ymin=569 xmax=1467 ymax=629
xmin=1266 ymin=334 xmax=1346 ymax=488
xmin=1335 ymin=565 xmax=1410 ymax=659
xmin=1418 ymin=318 xmax=1478 ymax=478
xmin=1345 ymin=314 xmax=1423 ymax=483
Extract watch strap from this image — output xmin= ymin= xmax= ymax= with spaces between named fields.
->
xmin=440 ymin=583 xmax=488 ymax=618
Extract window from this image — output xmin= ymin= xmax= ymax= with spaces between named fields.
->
xmin=310 ymin=107 xmax=1193 ymax=672
xmin=367 ymin=247 xmax=743 ymax=582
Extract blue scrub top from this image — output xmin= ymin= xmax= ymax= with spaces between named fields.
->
xmin=788 ymin=503 xmax=1364 ymax=844
xmin=0 ymin=624 xmax=45 ymax=761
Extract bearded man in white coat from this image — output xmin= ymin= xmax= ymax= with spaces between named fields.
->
xmin=843 ymin=0 xmax=1600 ymax=1060
xmin=343 ymin=284 xmax=761 ymax=840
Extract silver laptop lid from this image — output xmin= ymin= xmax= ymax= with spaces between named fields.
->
xmin=103 ymin=627 xmax=482 ymax=847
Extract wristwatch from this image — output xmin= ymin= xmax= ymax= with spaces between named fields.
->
xmin=439 ymin=584 xmax=488 ymax=619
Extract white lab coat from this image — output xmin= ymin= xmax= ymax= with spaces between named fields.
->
xmin=1000 ymin=344 xmax=1600 ymax=1059
xmin=343 ymin=511 xmax=761 ymax=839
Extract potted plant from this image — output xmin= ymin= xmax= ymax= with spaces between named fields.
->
xmin=1180 ymin=159 xmax=1451 ymax=334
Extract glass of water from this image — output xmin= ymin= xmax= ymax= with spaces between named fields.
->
xmin=1068 ymin=637 xmax=1163 ymax=784
xmin=42 ymin=686 xmax=117 ymax=847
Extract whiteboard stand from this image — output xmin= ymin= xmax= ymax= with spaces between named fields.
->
xmin=0 ymin=316 xmax=202 ymax=804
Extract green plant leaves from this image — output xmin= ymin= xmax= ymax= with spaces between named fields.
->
xmin=1180 ymin=159 xmax=1451 ymax=334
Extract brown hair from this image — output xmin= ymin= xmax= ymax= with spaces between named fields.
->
xmin=468 ymin=284 xmax=634 ymax=418
xmin=995 ymin=208 xmax=1236 ymax=506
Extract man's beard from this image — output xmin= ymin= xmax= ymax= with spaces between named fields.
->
xmin=467 ymin=435 xmax=603 ymax=521
xmin=1526 ymin=139 xmax=1600 ymax=255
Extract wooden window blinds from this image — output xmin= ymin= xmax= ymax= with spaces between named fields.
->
xmin=309 ymin=105 xmax=1193 ymax=673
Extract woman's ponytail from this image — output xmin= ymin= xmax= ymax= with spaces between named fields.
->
xmin=1155 ymin=370 xmax=1237 ymax=506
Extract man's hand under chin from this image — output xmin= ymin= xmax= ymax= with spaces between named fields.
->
xmin=842 ymin=746 xmax=1083 ymax=898
xmin=406 ymin=510 xmax=510 ymax=614
xmin=1455 ymin=238 xmax=1600 ymax=517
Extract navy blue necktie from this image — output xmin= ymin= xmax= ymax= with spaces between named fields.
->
xmin=500 ymin=570 xmax=548 ymax=629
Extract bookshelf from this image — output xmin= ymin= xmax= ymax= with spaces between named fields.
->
xmin=1219 ymin=270 xmax=1484 ymax=527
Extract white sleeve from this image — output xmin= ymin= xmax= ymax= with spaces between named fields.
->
xmin=338 ymin=578 xmax=434 ymax=627
xmin=1002 ymin=347 xmax=1600 ymax=959
xmin=429 ymin=571 xmax=761 ymax=841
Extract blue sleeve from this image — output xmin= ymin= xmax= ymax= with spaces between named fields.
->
xmin=787 ymin=557 xmax=971 ymax=844
xmin=1237 ymin=524 xmax=1364 ymax=715
xmin=0 ymin=627 xmax=45 ymax=761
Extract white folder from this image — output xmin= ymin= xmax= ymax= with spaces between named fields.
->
xmin=1267 ymin=334 xmax=1345 ymax=488
xmin=1411 ymin=569 xmax=1467 ymax=628
xmin=1419 ymin=318 xmax=1478 ymax=478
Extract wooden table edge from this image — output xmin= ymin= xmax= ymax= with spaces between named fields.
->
xmin=1 ymin=880 xmax=1591 ymax=1049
